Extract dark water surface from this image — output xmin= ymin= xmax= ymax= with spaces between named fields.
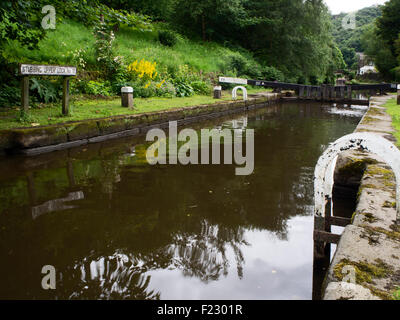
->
xmin=0 ymin=102 xmax=366 ymax=300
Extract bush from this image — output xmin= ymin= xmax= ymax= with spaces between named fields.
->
xmin=260 ymin=66 xmax=285 ymax=82
xmin=225 ymin=53 xmax=249 ymax=76
xmin=156 ymin=80 xmax=176 ymax=98
xmin=0 ymin=84 xmax=20 ymax=107
xmin=30 ymin=79 xmax=62 ymax=104
xmin=174 ymin=81 xmax=194 ymax=97
xmin=82 ymin=80 xmax=114 ymax=96
xmin=191 ymin=81 xmax=211 ymax=95
xmin=158 ymin=30 xmax=178 ymax=47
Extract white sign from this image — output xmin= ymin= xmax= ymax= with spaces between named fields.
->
xmin=398 ymin=84 xmax=400 ymax=90
xmin=219 ymin=77 xmax=248 ymax=85
xmin=20 ymin=64 xmax=77 ymax=76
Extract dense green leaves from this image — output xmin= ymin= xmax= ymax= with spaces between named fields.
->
xmin=361 ymin=0 xmax=400 ymax=80
xmin=0 ymin=0 xmax=371 ymax=108
xmin=331 ymin=5 xmax=382 ymax=70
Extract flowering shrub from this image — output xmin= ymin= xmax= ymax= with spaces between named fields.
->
xmin=127 ymin=59 xmax=158 ymax=81
xmin=156 ymin=80 xmax=176 ymax=98
xmin=93 ymin=21 xmax=123 ymax=80
xmin=71 ymin=47 xmax=89 ymax=69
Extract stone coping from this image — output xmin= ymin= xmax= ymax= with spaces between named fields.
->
xmin=323 ymin=95 xmax=400 ymax=300
xmin=0 ymin=94 xmax=280 ymax=156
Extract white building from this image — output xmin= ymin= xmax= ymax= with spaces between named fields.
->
xmin=359 ymin=65 xmax=377 ymax=75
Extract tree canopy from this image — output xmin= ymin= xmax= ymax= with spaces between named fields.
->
xmin=361 ymin=0 xmax=400 ymax=80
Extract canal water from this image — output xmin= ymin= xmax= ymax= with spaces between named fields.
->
xmin=0 ymin=102 xmax=366 ymax=300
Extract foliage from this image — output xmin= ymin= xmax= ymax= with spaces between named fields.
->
xmin=158 ymin=30 xmax=178 ymax=47
xmin=260 ymin=66 xmax=285 ymax=82
xmin=376 ymin=0 xmax=400 ymax=55
xmin=191 ymin=81 xmax=211 ymax=95
xmin=54 ymin=0 xmax=152 ymax=30
xmin=0 ymin=83 xmax=20 ymax=107
xmin=241 ymin=0 xmax=343 ymax=83
xmin=100 ymin=0 xmax=174 ymax=21
xmin=30 ymin=79 xmax=62 ymax=104
xmin=93 ymin=20 xmax=121 ymax=79
xmin=172 ymin=0 xmax=252 ymax=42
xmin=0 ymin=1 xmax=45 ymax=51
xmin=394 ymin=287 xmax=400 ymax=300
xmin=16 ymin=109 xmax=34 ymax=124
xmin=174 ymin=81 xmax=194 ymax=97
xmin=127 ymin=59 xmax=158 ymax=81
xmin=361 ymin=24 xmax=398 ymax=80
xmin=0 ymin=0 xmax=363 ymax=107
xmin=331 ymin=5 xmax=382 ymax=68
xmin=360 ymin=0 xmax=400 ymax=81
xmin=83 ymin=80 xmax=114 ymax=96
xmin=224 ymin=53 xmax=250 ymax=77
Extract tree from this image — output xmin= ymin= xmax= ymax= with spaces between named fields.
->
xmin=0 ymin=1 xmax=45 ymax=52
xmin=172 ymin=0 xmax=252 ymax=42
xmin=376 ymin=0 xmax=400 ymax=55
xmin=361 ymin=24 xmax=398 ymax=80
xmin=360 ymin=0 xmax=400 ymax=80
xmin=241 ymin=0 xmax=341 ymax=83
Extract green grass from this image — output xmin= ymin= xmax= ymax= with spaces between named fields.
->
xmin=384 ymin=98 xmax=400 ymax=146
xmin=3 ymin=19 xmax=257 ymax=74
xmin=0 ymin=19 xmax=269 ymax=130
xmin=3 ymin=20 xmax=96 ymax=66
xmin=0 ymin=88 xmax=269 ymax=130
xmin=394 ymin=287 xmax=400 ymax=300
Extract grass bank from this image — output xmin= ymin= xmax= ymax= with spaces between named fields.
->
xmin=3 ymin=19 xmax=258 ymax=75
xmin=0 ymin=89 xmax=269 ymax=130
xmin=384 ymin=98 xmax=400 ymax=146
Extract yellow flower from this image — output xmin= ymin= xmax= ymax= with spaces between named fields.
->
xmin=156 ymin=80 xmax=165 ymax=89
xmin=144 ymin=82 xmax=151 ymax=89
xmin=128 ymin=59 xmax=157 ymax=81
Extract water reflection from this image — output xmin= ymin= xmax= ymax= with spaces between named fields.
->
xmin=65 ymin=252 xmax=160 ymax=300
xmin=0 ymin=102 xmax=364 ymax=299
xmin=32 ymin=191 xmax=84 ymax=219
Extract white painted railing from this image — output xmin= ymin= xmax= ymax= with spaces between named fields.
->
xmin=314 ymin=133 xmax=400 ymax=223
xmin=232 ymin=86 xmax=248 ymax=101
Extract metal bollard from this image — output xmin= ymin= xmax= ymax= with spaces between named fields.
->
xmin=121 ymin=87 xmax=134 ymax=108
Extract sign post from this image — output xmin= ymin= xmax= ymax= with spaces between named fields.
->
xmin=19 ymin=64 xmax=77 ymax=115
xmin=21 ymin=76 xmax=29 ymax=112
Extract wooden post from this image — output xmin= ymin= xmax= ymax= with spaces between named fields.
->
xmin=347 ymin=85 xmax=352 ymax=100
xmin=306 ymin=86 xmax=311 ymax=99
xmin=62 ymin=76 xmax=70 ymax=115
xmin=21 ymin=76 xmax=29 ymax=112
xmin=213 ymin=86 xmax=222 ymax=99
xmin=20 ymin=64 xmax=77 ymax=115
xmin=340 ymin=86 xmax=345 ymax=99
xmin=299 ymin=86 xmax=304 ymax=99
xmin=322 ymin=85 xmax=327 ymax=101
xmin=328 ymin=85 xmax=333 ymax=100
